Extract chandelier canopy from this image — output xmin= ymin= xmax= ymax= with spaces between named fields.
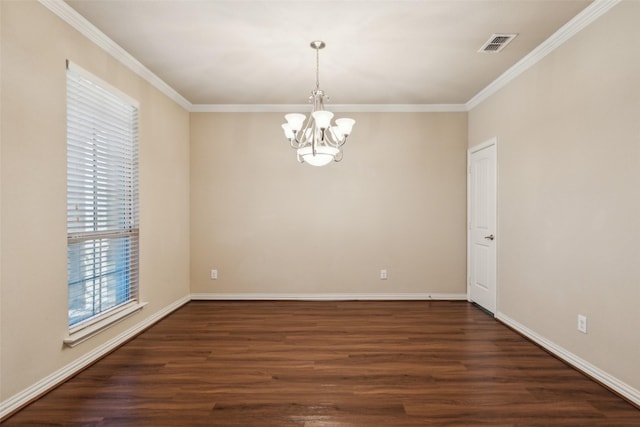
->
xmin=282 ymin=41 xmax=355 ymax=166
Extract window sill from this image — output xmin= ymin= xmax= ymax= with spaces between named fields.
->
xmin=64 ymin=301 xmax=148 ymax=348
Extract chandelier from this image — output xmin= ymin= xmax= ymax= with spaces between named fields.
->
xmin=281 ymin=41 xmax=355 ymax=166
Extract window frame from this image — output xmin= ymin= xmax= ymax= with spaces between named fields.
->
xmin=65 ymin=61 xmax=144 ymax=346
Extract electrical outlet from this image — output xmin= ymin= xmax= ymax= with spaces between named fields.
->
xmin=577 ymin=314 xmax=587 ymax=334
xmin=380 ymin=269 xmax=388 ymax=280
xmin=210 ymin=269 xmax=218 ymax=280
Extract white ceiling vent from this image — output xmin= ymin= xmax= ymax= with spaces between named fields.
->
xmin=479 ymin=33 xmax=518 ymax=53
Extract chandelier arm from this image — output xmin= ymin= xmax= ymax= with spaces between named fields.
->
xmin=289 ymin=117 xmax=314 ymax=149
xmin=311 ymin=125 xmax=326 ymax=156
xmin=302 ymin=118 xmax=313 ymax=139
xmin=289 ymin=137 xmax=302 ymax=149
xmin=318 ymin=91 xmax=326 ymax=110
xmin=298 ymin=116 xmax=314 ymax=147
xmin=323 ymin=131 xmax=347 ymax=148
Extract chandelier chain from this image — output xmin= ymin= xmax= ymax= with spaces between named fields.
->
xmin=315 ymin=47 xmax=320 ymax=90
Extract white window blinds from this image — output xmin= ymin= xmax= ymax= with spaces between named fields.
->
xmin=66 ymin=62 xmax=139 ymax=328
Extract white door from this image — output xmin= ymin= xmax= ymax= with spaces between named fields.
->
xmin=468 ymin=140 xmax=497 ymax=314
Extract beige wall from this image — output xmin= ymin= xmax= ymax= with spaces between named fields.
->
xmin=469 ymin=1 xmax=640 ymax=391
xmin=0 ymin=1 xmax=190 ymax=402
xmin=190 ymin=112 xmax=468 ymax=296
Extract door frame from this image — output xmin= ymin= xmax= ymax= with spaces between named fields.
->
xmin=467 ymin=137 xmax=498 ymax=314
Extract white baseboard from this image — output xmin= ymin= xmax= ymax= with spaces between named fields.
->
xmin=190 ymin=292 xmax=468 ymax=301
xmin=0 ymin=295 xmax=191 ymax=420
xmin=496 ymin=311 xmax=640 ymax=408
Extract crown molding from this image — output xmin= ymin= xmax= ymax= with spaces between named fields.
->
xmin=333 ymin=104 xmax=468 ymax=113
xmin=190 ymin=103 xmax=468 ymax=113
xmin=466 ymin=0 xmax=621 ymax=110
xmin=38 ymin=0 xmax=192 ymax=111
xmin=41 ymin=0 xmax=618 ymax=114
xmin=191 ymin=104 xmax=313 ymax=113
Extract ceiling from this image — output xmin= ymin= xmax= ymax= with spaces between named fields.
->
xmin=64 ymin=0 xmax=593 ymax=107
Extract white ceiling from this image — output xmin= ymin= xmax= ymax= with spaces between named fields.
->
xmin=63 ymin=0 xmax=593 ymax=107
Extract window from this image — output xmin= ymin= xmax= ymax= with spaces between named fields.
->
xmin=66 ymin=61 xmax=140 ymax=336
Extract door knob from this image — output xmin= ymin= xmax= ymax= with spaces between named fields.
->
xmin=484 ymin=234 xmax=495 ymax=241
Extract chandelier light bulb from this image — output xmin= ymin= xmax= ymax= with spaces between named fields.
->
xmin=281 ymin=123 xmax=294 ymax=139
xmin=284 ymin=113 xmax=306 ymax=132
xmin=335 ymin=118 xmax=355 ymax=136
xmin=311 ymin=110 xmax=334 ymax=129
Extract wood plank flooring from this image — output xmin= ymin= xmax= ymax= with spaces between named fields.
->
xmin=4 ymin=301 xmax=639 ymax=426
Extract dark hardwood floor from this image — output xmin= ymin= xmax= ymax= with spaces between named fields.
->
xmin=4 ymin=301 xmax=639 ymax=426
